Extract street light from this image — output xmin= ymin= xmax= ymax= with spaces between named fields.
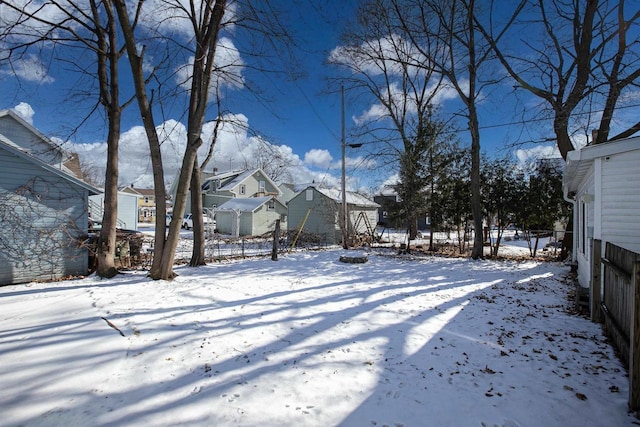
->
xmin=341 ymin=87 xmax=362 ymax=249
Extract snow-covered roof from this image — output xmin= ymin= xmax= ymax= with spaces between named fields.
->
xmin=315 ymin=187 xmax=379 ymax=208
xmin=202 ymin=168 xmax=281 ymax=196
xmin=216 ymin=196 xmax=274 ymax=213
xmin=218 ymin=169 xmax=260 ymax=192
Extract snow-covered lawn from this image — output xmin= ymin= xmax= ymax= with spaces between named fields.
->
xmin=0 ymin=249 xmax=633 ymax=426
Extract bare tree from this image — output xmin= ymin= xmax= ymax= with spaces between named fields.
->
xmin=329 ymin=0 xmax=448 ymax=247
xmin=385 ymin=0 xmax=495 ymax=259
xmin=476 ymin=0 xmax=640 ymax=159
xmin=113 ymin=0 xmax=227 ymax=279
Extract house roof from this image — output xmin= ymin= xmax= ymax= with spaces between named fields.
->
xmin=218 ymin=169 xmax=260 ymax=191
xmin=203 ymin=168 xmax=282 ymax=196
xmin=121 ymin=186 xmax=155 ymax=197
xmin=0 ymin=110 xmax=61 ymax=154
xmin=563 ymin=136 xmax=640 ymax=194
xmin=0 ymin=134 xmax=101 ymax=195
xmin=0 ymin=109 xmax=85 ymax=180
xmin=311 ymin=186 xmax=380 ymax=208
xmin=217 ymin=196 xmax=281 ymax=213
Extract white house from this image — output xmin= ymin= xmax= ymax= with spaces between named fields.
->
xmin=562 ymin=136 xmax=640 ymax=289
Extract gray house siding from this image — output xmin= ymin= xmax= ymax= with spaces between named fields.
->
xmin=251 ymin=203 xmax=286 ymax=236
xmin=287 ymin=188 xmax=341 ymax=244
xmin=288 ymin=187 xmax=380 ymax=245
xmin=0 ymin=149 xmax=91 ymax=285
xmin=0 ymin=111 xmax=63 ymax=167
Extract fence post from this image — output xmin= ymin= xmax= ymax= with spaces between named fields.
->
xmin=591 ymin=239 xmax=602 ymax=323
xmin=630 ymin=261 xmax=640 ymax=412
xmin=272 ymin=219 xmax=280 ymax=261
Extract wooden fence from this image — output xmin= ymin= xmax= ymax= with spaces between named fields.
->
xmin=592 ymin=240 xmax=640 ymax=411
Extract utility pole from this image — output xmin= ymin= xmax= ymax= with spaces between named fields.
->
xmin=341 ymin=86 xmax=348 ymax=249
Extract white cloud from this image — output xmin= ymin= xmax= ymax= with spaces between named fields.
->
xmin=304 ymin=149 xmax=333 ymax=168
xmin=60 ymin=110 xmax=323 ymax=190
xmin=329 ymin=33 xmax=428 ymax=77
xmin=2 ymin=54 xmax=54 ymax=84
xmin=175 ymin=37 xmax=245 ymax=97
xmin=12 ymin=102 xmax=35 ymax=124
xmin=139 ymin=0 xmax=237 ymax=38
xmin=514 ymin=144 xmax=561 ymax=166
xmin=352 ymin=79 xmax=463 ymax=126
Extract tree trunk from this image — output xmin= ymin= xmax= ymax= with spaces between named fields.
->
xmin=96 ymin=108 xmax=120 ymax=278
xmin=113 ymin=0 xmax=168 ymax=278
xmin=553 ymin=113 xmax=573 ymax=160
xmin=95 ymin=0 xmax=120 ymax=278
xmin=190 ymin=159 xmax=206 ymax=266
xmin=158 ymin=142 xmax=200 ymax=279
xmin=469 ymin=108 xmax=484 ymax=259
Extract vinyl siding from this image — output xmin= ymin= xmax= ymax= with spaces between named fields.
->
xmin=601 ymin=150 xmax=640 ymax=253
xmin=0 ymin=150 xmax=89 ymax=285
xmin=0 ymin=115 xmax=63 ymax=166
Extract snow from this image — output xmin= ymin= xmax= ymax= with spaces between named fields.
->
xmin=0 ymin=247 xmax=634 ymax=426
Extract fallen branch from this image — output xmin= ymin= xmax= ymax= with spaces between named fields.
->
xmin=101 ymin=316 xmax=125 ymax=337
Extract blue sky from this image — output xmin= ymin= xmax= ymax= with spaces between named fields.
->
xmin=0 ymin=0 xmax=578 ymax=192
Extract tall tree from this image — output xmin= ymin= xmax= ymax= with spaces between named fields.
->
xmin=393 ymin=0 xmax=495 ymax=259
xmin=476 ymin=0 xmax=640 ymax=158
xmin=113 ymin=0 xmax=227 ymax=279
xmin=329 ymin=0 xmax=448 ymax=248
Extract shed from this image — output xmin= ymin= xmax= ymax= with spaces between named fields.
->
xmin=287 ymin=186 xmax=380 ymax=245
xmin=215 ymin=196 xmax=287 ymax=237
xmin=0 ymin=136 xmax=100 ymax=285
xmin=562 ymin=136 xmax=640 ymax=289
xmin=89 ymin=191 xmax=139 ymax=231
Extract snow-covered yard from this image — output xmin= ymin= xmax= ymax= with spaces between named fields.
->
xmin=0 ymin=248 xmax=633 ymax=426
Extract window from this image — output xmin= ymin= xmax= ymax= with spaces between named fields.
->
xmin=280 ymin=214 xmax=287 ymax=222
xmin=305 ymin=189 xmax=313 ymax=201
xmin=267 ymin=199 xmax=275 ymax=210
xmin=259 ymin=180 xmax=266 ymax=193
xmin=382 ymin=211 xmax=388 ymax=218
xmin=240 ymin=184 xmax=246 ymax=195
xmin=144 ymin=196 xmax=149 ymax=204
